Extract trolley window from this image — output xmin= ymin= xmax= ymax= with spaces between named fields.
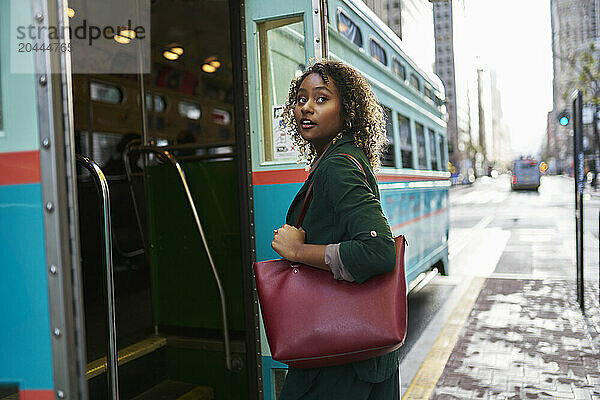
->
xmin=409 ymin=73 xmax=420 ymax=92
xmin=428 ymin=129 xmax=438 ymax=170
xmin=178 ymin=101 xmax=201 ymax=120
xmin=145 ymin=93 xmax=167 ymax=112
xmin=369 ymin=39 xmax=387 ymax=66
xmin=439 ymin=136 xmax=446 ymax=170
xmin=392 ymin=58 xmax=406 ymax=81
xmin=381 ymin=106 xmax=395 ymax=167
xmin=0 ymin=45 xmax=3 ymax=134
xmin=258 ymin=16 xmax=305 ymax=162
xmin=337 ymin=10 xmax=363 ymax=47
xmin=415 ymin=122 xmax=426 ymax=169
xmin=90 ymin=81 xmax=123 ymax=104
xmin=398 ymin=113 xmax=412 ymax=168
xmin=424 ymin=86 xmax=434 ymax=102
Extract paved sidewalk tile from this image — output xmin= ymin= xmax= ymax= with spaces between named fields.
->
xmin=430 ymin=279 xmax=600 ymax=400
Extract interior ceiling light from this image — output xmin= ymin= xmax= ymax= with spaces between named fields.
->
xmin=67 ymin=8 xmax=75 ymax=18
xmin=114 ymin=29 xmax=135 ymax=44
xmin=204 ymin=56 xmax=221 ymax=69
xmin=170 ymin=47 xmax=184 ymax=56
xmin=202 ymin=64 xmax=217 ymax=73
xmin=163 ymin=50 xmax=179 ymax=61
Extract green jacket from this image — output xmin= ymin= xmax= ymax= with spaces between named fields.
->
xmin=282 ymin=134 xmax=399 ymax=398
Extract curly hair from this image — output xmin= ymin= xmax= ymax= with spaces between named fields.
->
xmin=282 ymin=59 xmax=389 ymax=169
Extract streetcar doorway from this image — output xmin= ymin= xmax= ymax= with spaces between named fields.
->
xmin=69 ymin=1 xmax=256 ymax=398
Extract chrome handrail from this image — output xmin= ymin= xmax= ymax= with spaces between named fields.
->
xmin=76 ymin=155 xmax=119 ymax=400
xmin=123 ymin=144 xmax=235 ymax=371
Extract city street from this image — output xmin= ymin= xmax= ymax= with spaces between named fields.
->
xmin=399 ymin=175 xmax=600 ymax=399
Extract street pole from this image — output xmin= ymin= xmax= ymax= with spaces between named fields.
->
xmin=573 ymin=90 xmax=585 ymax=310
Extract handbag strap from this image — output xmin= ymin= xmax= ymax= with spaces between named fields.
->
xmin=295 ymin=181 xmax=314 ymax=228
xmin=294 ymin=153 xmax=366 ymax=228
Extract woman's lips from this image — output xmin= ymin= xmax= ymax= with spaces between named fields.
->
xmin=300 ymin=120 xmax=316 ymax=129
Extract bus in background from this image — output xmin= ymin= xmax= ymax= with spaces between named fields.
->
xmin=511 ymin=159 xmax=541 ymax=191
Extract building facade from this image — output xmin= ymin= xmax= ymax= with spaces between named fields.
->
xmin=550 ymin=0 xmax=600 ymax=172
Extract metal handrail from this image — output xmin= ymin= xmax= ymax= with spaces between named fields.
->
xmin=123 ymin=144 xmax=235 ymax=371
xmin=76 ymin=155 xmax=119 ymax=400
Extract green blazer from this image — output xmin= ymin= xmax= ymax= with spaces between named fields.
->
xmin=282 ymin=134 xmax=399 ymax=399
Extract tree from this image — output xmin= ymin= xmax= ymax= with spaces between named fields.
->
xmin=569 ymin=43 xmax=600 ymax=140
xmin=565 ymin=41 xmax=600 ymax=186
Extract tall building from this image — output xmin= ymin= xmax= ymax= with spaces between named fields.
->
xmin=550 ymin=0 xmax=600 ymax=171
xmin=430 ymin=0 xmax=481 ymax=177
xmin=489 ymin=71 xmax=511 ymax=167
xmin=363 ymin=0 xmax=436 ymax=75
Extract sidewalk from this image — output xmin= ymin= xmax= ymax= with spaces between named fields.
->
xmin=425 ymin=278 xmax=600 ymax=400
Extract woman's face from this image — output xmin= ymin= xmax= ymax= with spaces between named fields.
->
xmin=294 ymin=73 xmax=343 ymax=155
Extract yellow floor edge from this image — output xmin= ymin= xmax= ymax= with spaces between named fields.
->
xmin=177 ymin=386 xmax=214 ymax=400
xmin=402 ymin=277 xmax=486 ymax=400
xmin=86 ymin=336 xmax=167 ymax=379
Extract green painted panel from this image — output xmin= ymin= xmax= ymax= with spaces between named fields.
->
xmin=146 ymin=160 xmax=245 ymax=331
xmin=0 ymin=0 xmax=40 ymax=153
xmin=167 ymin=347 xmax=247 ymax=400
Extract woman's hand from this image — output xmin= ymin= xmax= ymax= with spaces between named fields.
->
xmin=271 ymin=224 xmax=306 ymax=262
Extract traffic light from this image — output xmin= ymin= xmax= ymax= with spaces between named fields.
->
xmin=558 ymin=111 xmax=570 ymax=126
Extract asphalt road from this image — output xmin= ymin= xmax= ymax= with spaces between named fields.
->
xmin=399 ymin=174 xmax=600 ymax=390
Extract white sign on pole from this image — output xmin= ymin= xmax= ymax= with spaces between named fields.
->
xmin=272 ymin=105 xmax=298 ymax=161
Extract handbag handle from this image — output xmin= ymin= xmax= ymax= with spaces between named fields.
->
xmin=294 ymin=153 xmax=366 ymax=228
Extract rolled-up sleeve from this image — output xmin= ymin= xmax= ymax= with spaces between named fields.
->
xmin=322 ymin=156 xmax=396 ymax=284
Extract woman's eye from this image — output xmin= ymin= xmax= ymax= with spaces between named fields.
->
xmin=297 ymin=97 xmax=307 ymax=104
xmin=316 ymin=96 xmax=327 ymax=103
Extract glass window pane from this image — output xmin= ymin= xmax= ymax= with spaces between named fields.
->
xmin=337 ymin=11 xmax=363 ymax=47
xmin=178 ymin=101 xmax=202 ymax=120
xmin=258 ymin=17 xmax=305 ymax=162
xmin=392 ymin=59 xmax=405 ymax=81
xmin=429 ymin=129 xmax=438 ymax=170
xmin=415 ymin=122 xmax=426 ymax=169
xmin=381 ymin=106 xmax=395 ymax=167
xmin=369 ymin=39 xmax=387 ymax=66
xmin=90 ymin=82 xmax=123 ymax=104
xmin=424 ymin=86 xmax=434 ymax=101
xmin=146 ymin=93 xmax=167 ymax=112
xmin=409 ymin=73 xmax=420 ymax=91
xmin=0 ymin=45 xmax=3 ymax=133
xmin=439 ymin=137 xmax=446 ymax=170
xmin=398 ymin=114 xmax=412 ymax=168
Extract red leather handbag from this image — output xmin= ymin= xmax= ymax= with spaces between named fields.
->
xmin=253 ymin=156 xmax=407 ymax=368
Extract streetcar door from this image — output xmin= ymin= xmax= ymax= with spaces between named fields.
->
xmin=244 ymin=0 xmax=327 ymax=398
xmin=0 ymin=0 xmax=87 ymax=398
xmin=66 ymin=1 xmax=259 ymax=399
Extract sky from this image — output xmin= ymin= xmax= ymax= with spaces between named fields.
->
xmin=465 ymin=0 xmax=554 ymax=158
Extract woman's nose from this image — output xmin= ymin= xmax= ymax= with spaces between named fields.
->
xmin=301 ymin=100 xmax=314 ymax=114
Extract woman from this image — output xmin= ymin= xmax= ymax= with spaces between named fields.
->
xmin=271 ymin=60 xmax=400 ymax=399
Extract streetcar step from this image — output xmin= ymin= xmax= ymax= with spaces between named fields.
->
xmin=86 ymin=336 xmax=167 ymax=379
xmin=131 ymin=380 xmax=214 ymax=400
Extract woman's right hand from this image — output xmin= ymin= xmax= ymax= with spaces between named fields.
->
xmin=271 ymin=224 xmax=306 ymax=262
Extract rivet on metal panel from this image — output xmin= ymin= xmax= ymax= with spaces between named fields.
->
xmin=49 ymin=265 xmax=58 ymax=275
xmin=314 ymin=9 xmax=319 ymax=13
xmin=56 ymin=390 xmax=65 ymax=398
xmin=39 ymin=74 xmax=48 ymax=86
xmin=53 ymin=328 xmax=61 ymax=337
xmin=316 ymin=38 xmax=320 ymax=43
xmin=35 ymin=12 xmax=43 ymax=22
xmin=45 ymin=202 xmax=55 ymax=212
xmin=42 ymin=137 xmax=51 ymax=148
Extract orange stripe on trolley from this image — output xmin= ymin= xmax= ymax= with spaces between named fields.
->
xmin=19 ymin=390 xmax=55 ymax=400
xmin=252 ymin=169 xmax=448 ymax=185
xmin=377 ymin=174 xmax=449 ymax=182
xmin=252 ymin=169 xmax=309 ymax=185
xmin=0 ymin=150 xmax=41 ymax=186
xmin=391 ymin=207 xmax=447 ymax=231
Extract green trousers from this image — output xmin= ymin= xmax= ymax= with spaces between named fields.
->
xmin=279 ymin=363 xmax=400 ymax=400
